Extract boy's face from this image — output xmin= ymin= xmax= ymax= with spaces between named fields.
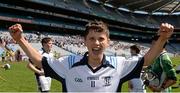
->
xmin=130 ymin=49 xmax=136 ymax=56
xmin=43 ymin=40 xmax=53 ymax=52
xmin=84 ymin=29 xmax=110 ymax=58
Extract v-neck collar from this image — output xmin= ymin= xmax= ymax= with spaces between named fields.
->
xmin=80 ymin=52 xmax=115 ymax=73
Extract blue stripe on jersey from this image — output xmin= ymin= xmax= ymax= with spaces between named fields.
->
xmin=109 ymin=56 xmax=117 ymax=69
xmin=109 ymin=56 xmax=113 ymax=67
xmin=68 ymin=55 xmax=73 ymax=69
xmin=68 ymin=56 xmax=71 ymax=69
xmin=112 ymin=57 xmax=115 ymax=68
xmin=115 ymin=57 xmax=117 ymax=69
xmin=68 ymin=55 xmax=77 ymax=69
xmin=71 ymin=56 xmax=73 ymax=68
xmin=109 ymin=56 xmax=112 ymax=64
xmin=72 ymin=56 xmax=75 ymax=67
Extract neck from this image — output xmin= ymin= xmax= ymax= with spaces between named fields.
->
xmin=43 ymin=48 xmax=50 ymax=53
xmin=131 ymin=54 xmax=138 ymax=56
xmin=88 ymin=55 xmax=103 ymax=69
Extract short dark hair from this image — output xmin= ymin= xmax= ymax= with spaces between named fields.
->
xmin=130 ymin=44 xmax=140 ymax=54
xmin=84 ymin=20 xmax=109 ymax=38
xmin=152 ymin=35 xmax=168 ymax=48
xmin=41 ymin=37 xmax=52 ymax=46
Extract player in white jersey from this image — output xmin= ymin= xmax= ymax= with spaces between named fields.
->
xmin=128 ymin=44 xmax=146 ymax=93
xmin=8 ymin=21 xmax=174 ymax=92
xmin=27 ymin=37 xmax=53 ymax=92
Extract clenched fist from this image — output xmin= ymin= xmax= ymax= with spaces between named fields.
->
xmin=158 ymin=23 xmax=174 ymax=40
xmin=8 ymin=24 xmax=24 ymax=42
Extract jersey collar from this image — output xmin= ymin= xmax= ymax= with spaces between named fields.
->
xmin=81 ymin=52 xmax=115 ymax=72
xmin=72 ymin=52 xmax=115 ymax=73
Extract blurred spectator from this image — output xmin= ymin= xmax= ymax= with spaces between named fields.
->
xmin=128 ymin=44 xmax=146 ymax=93
xmin=15 ymin=49 xmax=23 ymax=62
xmin=147 ymin=35 xmax=177 ymax=92
xmin=27 ymin=37 xmax=53 ymax=92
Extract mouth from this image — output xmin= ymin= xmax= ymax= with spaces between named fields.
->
xmin=92 ymin=47 xmax=102 ymax=55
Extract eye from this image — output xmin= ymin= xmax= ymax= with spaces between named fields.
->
xmin=99 ymin=37 xmax=105 ymax=42
xmin=89 ymin=37 xmax=95 ymax=41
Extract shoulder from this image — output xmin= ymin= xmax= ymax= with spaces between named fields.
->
xmin=106 ymin=56 xmax=125 ymax=61
xmin=44 ymin=55 xmax=83 ymax=68
xmin=105 ymin=56 xmax=126 ymax=66
xmin=58 ymin=55 xmax=83 ymax=63
xmin=38 ymin=49 xmax=44 ymax=54
xmin=159 ymin=52 xmax=171 ymax=63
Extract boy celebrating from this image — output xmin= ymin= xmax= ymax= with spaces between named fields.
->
xmin=8 ymin=21 xmax=173 ymax=92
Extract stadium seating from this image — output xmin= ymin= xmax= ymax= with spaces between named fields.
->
xmin=0 ymin=0 xmax=179 ymax=55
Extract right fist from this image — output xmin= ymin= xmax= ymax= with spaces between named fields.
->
xmin=9 ymin=24 xmax=23 ymax=33
xmin=8 ymin=24 xmax=23 ymax=42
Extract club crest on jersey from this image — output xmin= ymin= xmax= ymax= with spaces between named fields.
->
xmin=75 ymin=77 xmax=83 ymax=82
xmin=102 ymin=76 xmax=112 ymax=86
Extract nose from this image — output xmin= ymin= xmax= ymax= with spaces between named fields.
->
xmin=95 ymin=40 xmax=100 ymax=45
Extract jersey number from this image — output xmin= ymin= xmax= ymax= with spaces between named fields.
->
xmin=91 ymin=81 xmax=95 ymax=87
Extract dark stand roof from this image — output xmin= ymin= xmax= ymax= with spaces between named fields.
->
xmin=97 ymin=0 xmax=180 ymax=15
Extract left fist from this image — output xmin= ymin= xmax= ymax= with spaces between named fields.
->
xmin=158 ymin=23 xmax=174 ymax=40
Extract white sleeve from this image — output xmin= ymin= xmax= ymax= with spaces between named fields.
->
xmin=42 ymin=55 xmax=82 ymax=80
xmin=117 ymin=56 xmax=144 ymax=79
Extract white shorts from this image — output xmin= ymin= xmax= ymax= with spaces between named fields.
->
xmin=129 ymin=78 xmax=146 ymax=93
xmin=39 ymin=76 xmax=51 ymax=91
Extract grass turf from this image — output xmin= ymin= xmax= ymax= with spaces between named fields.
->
xmin=0 ymin=56 xmax=179 ymax=92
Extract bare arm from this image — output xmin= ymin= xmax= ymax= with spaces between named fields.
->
xmin=148 ymin=79 xmax=176 ymax=92
xmin=128 ymin=81 xmax=133 ymax=91
xmin=162 ymin=79 xmax=176 ymax=89
xmin=9 ymin=24 xmax=42 ymax=68
xmin=27 ymin=62 xmax=44 ymax=75
xmin=144 ymin=23 xmax=174 ymax=66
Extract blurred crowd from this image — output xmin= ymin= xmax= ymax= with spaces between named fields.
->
xmin=0 ymin=30 xmax=179 ymax=63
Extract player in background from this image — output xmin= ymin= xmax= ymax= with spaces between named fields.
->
xmin=147 ymin=35 xmax=177 ymax=92
xmin=128 ymin=44 xmax=146 ymax=93
xmin=27 ymin=37 xmax=53 ymax=92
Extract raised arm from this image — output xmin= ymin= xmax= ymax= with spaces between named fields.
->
xmin=143 ymin=23 xmax=174 ymax=66
xmin=8 ymin=24 xmax=42 ymax=68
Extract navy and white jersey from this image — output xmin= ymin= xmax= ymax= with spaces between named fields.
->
xmin=128 ymin=54 xmax=146 ymax=92
xmin=29 ymin=48 xmax=53 ymax=92
xmin=42 ymin=52 xmax=144 ymax=92
xmin=39 ymin=48 xmax=54 ymax=58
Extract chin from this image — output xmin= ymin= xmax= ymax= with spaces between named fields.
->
xmin=93 ymin=53 xmax=103 ymax=58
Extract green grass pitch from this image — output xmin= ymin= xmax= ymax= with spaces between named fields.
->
xmin=0 ymin=56 xmax=179 ymax=92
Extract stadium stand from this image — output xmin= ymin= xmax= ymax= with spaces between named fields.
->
xmin=0 ymin=0 xmax=179 ymax=57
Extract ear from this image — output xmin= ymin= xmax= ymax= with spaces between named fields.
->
xmin=84 ymin=38 xmax=87 ymax=46
xmin=107 ymin=38 xmax=110 ymax=47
